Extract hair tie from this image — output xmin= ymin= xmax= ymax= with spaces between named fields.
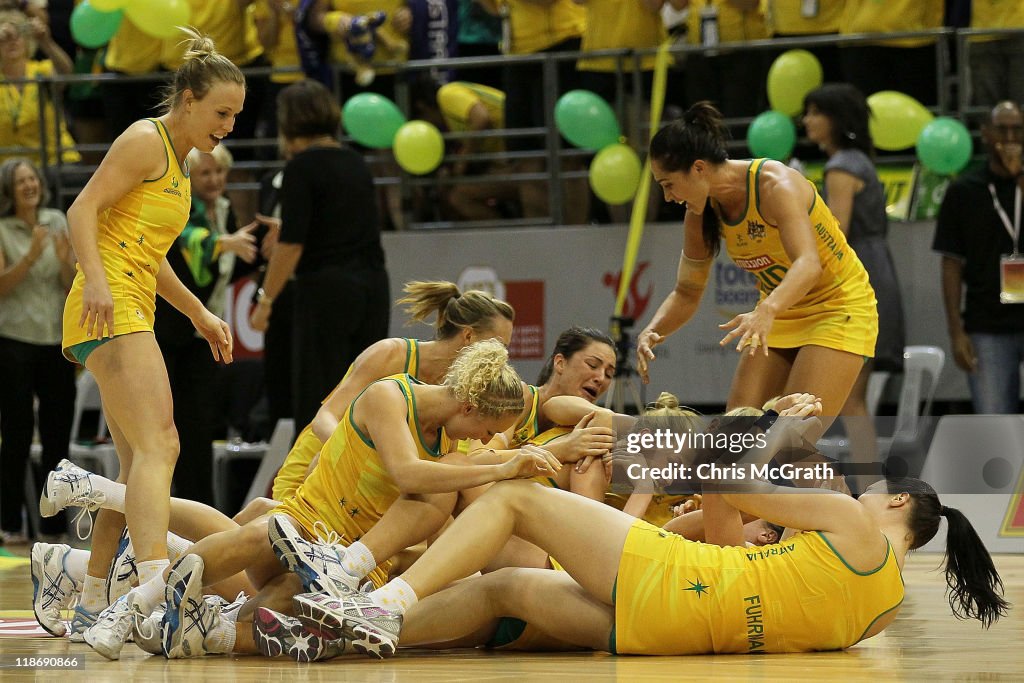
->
xmin=941 ymin=505 xmax=950 ymax=516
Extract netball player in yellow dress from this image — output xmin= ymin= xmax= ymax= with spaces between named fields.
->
xmin=49 ymin=30 xmax=245 ymax=659
xmin=295 ymin=400 xmax=1007 ymax=658
xmin=636 ymin=102 xmax=878 ymax=421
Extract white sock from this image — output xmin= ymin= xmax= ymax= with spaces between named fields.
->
xmin=368 ymin=578 xmax=418 ymax=615
xmin=137 ymin=558 xmax=169 ymax=585
xmin=88 ymin=474 xmax=126 ymax=513
xmin=81 ymin=574 xmax=107 ymax=613
xmin=166 ymin=533 xmax=190 ymax=562
xmin=340 ymin=541 xmax=376 ymax=579
xmin=63 ymin=548 xmax=91 ymax=583
xmin=206 ymin=619 xmax=236 ymax=654
xmin=131 ymin=573 xmax=167 ymax=616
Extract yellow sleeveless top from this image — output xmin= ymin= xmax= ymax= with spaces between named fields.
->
xmin=719 ymin=159 xmax=877 ymax=357
xmin=526 ymin=426 xmax=572 ymax=489
xmin=510 ymin=385 xmax=541 ymax=448
xmin=272 ymin=339 xmax=422 ymax=501
xmin=277 ymin=373 xmax=441 ymax=542
xmin=615 ymin=522 xmax=904 ymax=654
xmin=62 ymin=119 xmax=191 ymax=357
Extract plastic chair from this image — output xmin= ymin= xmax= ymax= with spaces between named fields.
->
xmin=66 ymin=370 xmax=120 ymax=479
xmin=917 ymin=415 xmax=1024 ymax=554
xmin=816 ymin=346 xmax=945 ymax=460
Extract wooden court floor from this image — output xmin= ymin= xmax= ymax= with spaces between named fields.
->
xmin=0 ymin=548 xmax=1022 ymax=682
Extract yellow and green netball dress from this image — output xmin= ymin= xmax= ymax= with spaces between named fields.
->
xmin=62 ymin=119 xmax=191 ymax=360
xmin=613 ymin=521 xmax=903 ymax=654
xmin=719 ymin=159 xmax=878 ymax=357
xmin=272 ymin=339 xmax=423 ymax=501
xmin=275 ymin=373 xmax=442 ymax=588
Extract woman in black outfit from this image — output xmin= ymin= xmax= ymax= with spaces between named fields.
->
xmin=250 ymin=79 xmax=390 ymax=433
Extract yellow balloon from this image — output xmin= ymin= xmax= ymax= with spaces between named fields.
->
xmin=126 ymin=0 xmax=191 ymax=39
xmin=393 ymin=121 xmax=445 ymax=175
xmin=89 ymin=0 xmax=127 ymax=11
xmin=766 ymin=50 xmax=823 ymax=117
xmin=867 ymin=91 xmax=935 ymax=151
xmin=589 ymin=143 xmax=642 ymax=205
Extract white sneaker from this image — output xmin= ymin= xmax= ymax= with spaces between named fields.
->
xmin=68 ymin=605 xmax=98 ymax=642
xmin=106 ymin=528 xmax=138 ymax=604
xmin=39 ymin=459 xmax=106 ymax=539
xmin=84 ymin=592 xmax=143 ymax=660
xmin=268 ymin=516 xmax=360 ymax=596
xmin=31 ymin=543 xmax=80 ymax=637
xmin=162 ymin=554 xmax=218 ymax=658
xmin=133 ymin=601 xmax=167 ymax=655
xmin=293 ymin=591 xmax=400 ymax=660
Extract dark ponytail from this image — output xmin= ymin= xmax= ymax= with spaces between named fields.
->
xmin=650 ymin=102 xmax=730 ymax=257
xmin=884 ymin=478 xmax=1009 ymax=628
xmin=940 ymin=505 xmax=1010 ymax=628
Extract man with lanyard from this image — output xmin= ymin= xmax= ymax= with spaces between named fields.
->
xmin=934 ymin=101 xmax=1024 ymax=414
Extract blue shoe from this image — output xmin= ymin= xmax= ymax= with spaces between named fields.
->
xmin=106 ymin=528 xmax=138 ymax=605
xmin=162 ymin=554 xmax=217 ymax=658
xmin=268 ymin=516 xmax=359 ymax=596
xmin=68 ymin=605 xmax=98 ymax=642
xmin=31 ymin=543 xmax=79 ymax=637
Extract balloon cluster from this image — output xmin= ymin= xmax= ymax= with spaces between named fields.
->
xmin=748 ymin=49 xmax=821 ymax=161
xmin=554 ymin=90 xmax=640 ymax=205
xmin=341 ymin=93 xmax=444 ymax=175
xmin=864 ymin=91 xmax=972 ymax=174
xmin=750 ymin=51 xmax=973 ymax=175
xmin=70 ymin=0 xmax=190 ymax=46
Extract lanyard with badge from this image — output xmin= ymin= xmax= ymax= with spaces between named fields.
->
xmin=989 ymin=182 xmax=1024 ymax=303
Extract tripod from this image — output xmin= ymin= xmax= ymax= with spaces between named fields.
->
xmin=603 ymin=316 xmax=646 ymax=415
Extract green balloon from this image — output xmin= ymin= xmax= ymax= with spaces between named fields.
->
xmin=393 ymin=120 xmax=445 ymax=175
xmin=767 ymin=50 xmax=823 ymax=117
xmin=589 ymin=143 xmax=642 ymax=205
xmin=342 ymin=93 xmax=407 ymax=149
xmin=554 ymin=90 xmax=620 ymax=151
xmin=70 ymin=1 xmax=123 ymax=49
xmin=747 ymin=111 xmax=796 ymax=161
xmin=916 ymin=117 xmax=973 ymax=176
xmin=867 ymin=91 xmax=934 ymax=151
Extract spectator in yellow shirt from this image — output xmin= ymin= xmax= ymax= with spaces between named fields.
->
xmin=766 ymin=0 xmax=845 ymax=82
xmin=838 ymin=0 xmax=944 ymax=106
xmin=968 ymin=0 xmax=1024 ymax=107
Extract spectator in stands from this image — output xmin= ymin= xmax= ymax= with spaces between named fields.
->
xmin=968 ymin=0 xmax=1024 ymax=107
xmin=0 ymin=8 xmax=80 ymax=167
xmin=934 ymin=102 xmax=1024 ymax=415
xmin=308 ymin=0 xmax=411 ymax=97
xmin=838 ymin=0 xmax=943 ymax=106
xmin=684 ymin=0 xmax=770 ymax=118
xmin=254 ymin=144 xmax=295 ymax=439
xmin=766 ymin=0 xmax=844 ymax=82
xmin=252 ymin=0 xmax=304 ymax=147
xmin=155 ymin=146 xmax=259 ymax=507
xmin=0 ymin=157 xmax=76 ymax=544
xmin=425 ymin=78 xmax=512 ymax=221
xmin=101 ymin=17 xmax=164 ymax=138
xmin=576 ymin=0 xmax=668 ymax=129
xmin=476 ymin=0 xmax=586 ymax=223
xmin=163 ymin=1 xmax=271 ymax=225
xmin=455 ymin=0 xmax=503 ymax=89
xmin=250 ymin=79 xmax=389 ymax=431
xmin=803 ymin=83 xmax=905 ymax=491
